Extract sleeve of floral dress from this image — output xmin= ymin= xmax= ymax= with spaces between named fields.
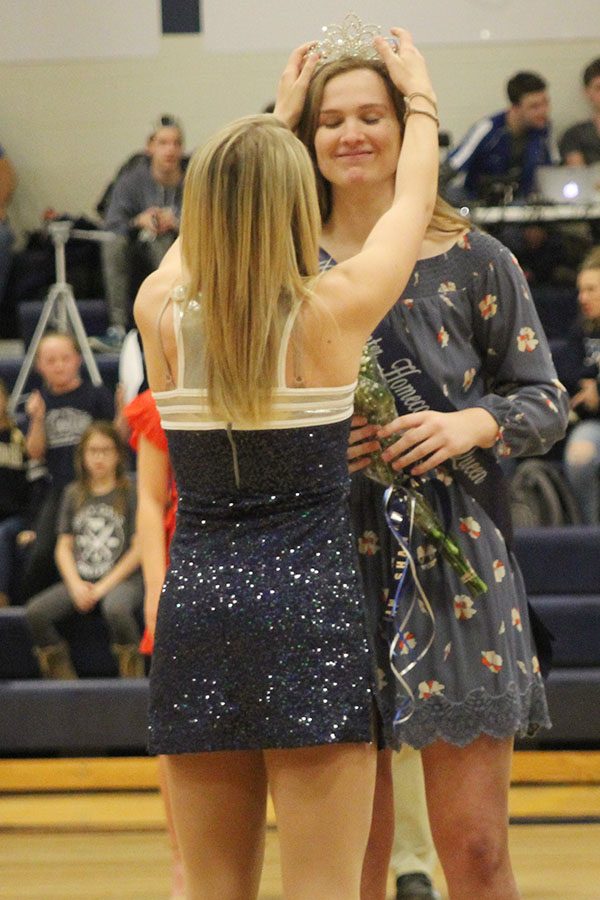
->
xmin=469 ymin=234 xmax=569 ymax=460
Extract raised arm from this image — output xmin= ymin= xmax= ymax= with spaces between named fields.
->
xmin=317 ymin=29 xmax=438 ymax=341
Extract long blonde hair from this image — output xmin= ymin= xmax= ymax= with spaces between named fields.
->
xmin=296 ymin=57 xmax=468 ymax=236
xmin=180 ymin=114 xmax=321 ymax=425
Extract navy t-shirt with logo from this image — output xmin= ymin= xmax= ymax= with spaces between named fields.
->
xmin=39 ymin=381 xmax=114 ymax=490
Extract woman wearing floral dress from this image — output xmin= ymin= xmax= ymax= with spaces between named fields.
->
xmin=276 ymin=48 xmax=569 ymax=899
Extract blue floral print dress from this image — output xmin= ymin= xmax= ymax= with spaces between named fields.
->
xmin=322 ymin=228 xmax=569 ymax=749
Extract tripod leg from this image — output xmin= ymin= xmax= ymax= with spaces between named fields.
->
xmin=63 ymin=289 xmax=103 ymax=387
xmin=8 ymin=287 xmax=61 ymax=415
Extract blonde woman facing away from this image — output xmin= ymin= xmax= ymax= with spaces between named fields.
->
xmin=134 ymin=29 xmax=438 ymax=900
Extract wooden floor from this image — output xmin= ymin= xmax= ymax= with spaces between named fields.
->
xmin=1 ymin=753 xmax=600 ymax=899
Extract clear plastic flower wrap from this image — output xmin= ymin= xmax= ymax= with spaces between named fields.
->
xmin=354 ymin=345 xmax=488 ymax=598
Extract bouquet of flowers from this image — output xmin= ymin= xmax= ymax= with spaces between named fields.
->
xmin=354 ymin=345 xmax=488 ymax=598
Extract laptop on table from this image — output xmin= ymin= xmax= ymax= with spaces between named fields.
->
xmin=535 ymin=164 xmax=600 ymax=204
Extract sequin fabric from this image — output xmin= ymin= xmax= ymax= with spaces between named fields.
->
xmin=148 ymin=420 xmax=375 ymax=753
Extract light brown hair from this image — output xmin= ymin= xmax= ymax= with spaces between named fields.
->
xmin=296 ymin=56 xmax=468 ymax=236
xmin=35 ymin=331 xmax=81 ymax=360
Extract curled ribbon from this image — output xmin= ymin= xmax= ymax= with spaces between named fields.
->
xmin=383 ymin=487 xmax=436 ymax=724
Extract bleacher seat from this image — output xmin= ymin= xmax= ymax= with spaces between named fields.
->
xmin=514 ymin=526 xmax=600 ymax=747
xmin=0 ymin=679 xmax=149 ymax=753
xmin=529 ymin=285 xmax=578 ymax=341
xmin=17 ymin=299 xmax=108 ymax=349
xmin=515 ymin=526 xmax=600 ymax=595
xmin=0 ymin=607 xmax=148 ymax=753
xmin=2 ymin=528 xmax=598 ymax=754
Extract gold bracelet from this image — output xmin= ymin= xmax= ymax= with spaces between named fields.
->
xmin=405 ymin=91 xmax=438 ymax=113
xmin=404 ymin=108 xmax=440 ymax=127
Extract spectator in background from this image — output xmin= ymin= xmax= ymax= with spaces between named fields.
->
xmin=25 ymin=421 xmax=143 ymax=679
xmin=94 ymin=115 xmax=185 ymax=352
xmin=0 ymin=378 xmax=30 ymax=607
xmin=559 ymin=58 xmax=600 ymax=166
xmin=390 ymin=747 xmax=440 ymax=900
xmin=0 ymin=141 xmax=17 ymax=311
xmin=440 ymin=72 xmax=585 ymax=287
xmin=440 ymin=71 xmax=557 ymax=205
xmin=22 ymin=332 xmax=115 ymax=599
xmin=563 ymin=248 xmax=600 ymax=523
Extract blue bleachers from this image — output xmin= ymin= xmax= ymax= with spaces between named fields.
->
xmin=513 ymin=526 xmax=600 ymax=747
xmin=0 ymin=527 xmax=597 ymax=754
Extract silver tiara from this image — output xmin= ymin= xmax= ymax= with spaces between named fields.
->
xmin=314 ymin=13 xmax=395 ymax=65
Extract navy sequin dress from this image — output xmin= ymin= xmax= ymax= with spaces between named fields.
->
xmin=148 ymin=295 xmax=375 ymax=753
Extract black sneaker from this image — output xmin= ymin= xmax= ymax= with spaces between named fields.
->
xmin=396 ymin=872 xmax=441 ymax=900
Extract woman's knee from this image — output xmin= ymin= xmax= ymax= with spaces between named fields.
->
xmin=435 ymin=819 xmax=507 ymax=881
xmin=464 ymin=827 xmax=507 ymax=879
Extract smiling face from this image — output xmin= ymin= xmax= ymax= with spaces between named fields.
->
xmin=313 ymin=68 xmax=402 ymax=193
xmin=578 ymin=267 xmax=600 ymax=320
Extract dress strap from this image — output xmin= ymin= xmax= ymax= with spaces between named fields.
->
xmin=156 ymin=285 xmax=188 ymax=390
xmin=277 ymin=301 xmax=303 ymax=388
xmin=156 ymin=291 xmax=176 ymax=389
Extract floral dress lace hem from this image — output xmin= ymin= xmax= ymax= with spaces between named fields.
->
xmin=390 ymin=679 xmax=550 ymax=749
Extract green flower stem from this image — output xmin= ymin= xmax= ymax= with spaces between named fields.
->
xmin=398 ymin=482 xmax=488 ymax=597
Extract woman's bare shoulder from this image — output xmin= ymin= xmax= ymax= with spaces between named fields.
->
xmin=133 ymin=272 xmax=162 ymax=329
xmin=134 ymin=239 xmax=183 ymax=327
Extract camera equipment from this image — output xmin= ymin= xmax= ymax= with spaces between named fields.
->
xmin=9 ymin=221 xmax=114 ymax=414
